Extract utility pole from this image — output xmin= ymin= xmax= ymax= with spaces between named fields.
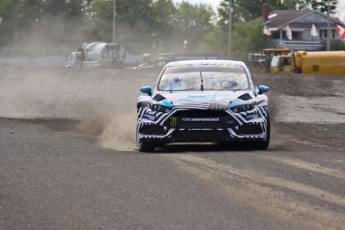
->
xmin=228 ymin=0 xmax=232 ymax=59
xmin=112 ymin=0 xmax=116 ymax=43
xmin=327 ymin=0 xmax=330 ymax=51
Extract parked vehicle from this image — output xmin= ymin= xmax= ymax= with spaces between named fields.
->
xmin=244 ymin=48 xmax=291 ymax=73
xmin=135 ymin=53 xmax=172 ymax=69
xmin=66 ymin=51 xmax=83 ymax=68
xmin=66 ymin=42 xmax=126 ymax=68
xmin=136 ymin=59 xmax=270 ymax=152
xmin=270 ymin=51 xmax=345 ymax=74
xmin=248 ymin=53 xmax=265 ymax=62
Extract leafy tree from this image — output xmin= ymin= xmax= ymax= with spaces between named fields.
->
xmin=84 ymin=0 xmax=215 ymax=53
xmin=16 ymin=0 xmax=45 ymax=32
xmin=197 ymin=25 xmax=225 ymax=57
xmin=116 ymin=0 xmax=154 ymax=44
xmin=150 ymin=0 xmax=176 ymax=51
xmin=215 ymin=0 xmax=311 ymax=57
xmin=171 ymin=2 xmax=215 ymax=53
xmin=310 ymin=0 xmax=337 ymax=14
xmin=44 ymin=0 xmax=66 ymax=17
xmin=218 ymin=0 xmax=311 ymax=24
xmin=12 ymin=0 xmax=46 ymax=45
xmin=0 ymin=0 xmax=17 ymax=46
xmin=214 ymin=0 xmax=244 ymax=58
xmin=85 ymin=0 xmax=154 ymax=46
xmin=0 ymin=0 xmax=88 ymax=47
xmin=232 ymin=20 xmax=271 ymax=54
xmin=39 ymin=0 xmax=86 ymax=45
xmin=83 ymin=0 xmax=112 ymax=42
xmin=44 ymin=0 xmax=84 ymax=18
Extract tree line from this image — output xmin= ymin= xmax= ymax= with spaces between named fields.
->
xmin=0 ymin=0 xmax=339 ymax=57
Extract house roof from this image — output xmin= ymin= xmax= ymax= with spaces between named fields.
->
xmin=266 ymin=10 xmax=311 ymax=27
xmin=254 ymin=10 xmax=345 ymax=30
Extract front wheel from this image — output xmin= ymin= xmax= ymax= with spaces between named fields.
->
xmin=256 ymin=112 xmax=271 ymax=150
xmin=136 ymin=124 xmax=155 ymax=152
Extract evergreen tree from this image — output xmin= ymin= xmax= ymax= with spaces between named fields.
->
xmin=310 ymin=0 xmax=337 ymax=14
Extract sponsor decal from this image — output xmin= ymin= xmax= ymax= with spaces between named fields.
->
xmin=170 ymin=117 xmax=177 ymax=127
xmin=143 ymin=114 xmax=156 ymax=121
xmin=245 ymin=113 xmax=259 ymax=120
xmin=182 ymin=118 xmax=219 ymax=122
xmin=172 ymin=65 xmax=188 ymax=69
xmin=219 ymin=64 xmax=235 ymax=68
xmin=145 ymin=111 xmax=156 ymax=115
xmin=188 ymin=128 xmax=212 ymax=131
xmin=226 ymin=120 xmax=234 ymax=125
xmin=192 ymin=64 xmax=217 ymax=68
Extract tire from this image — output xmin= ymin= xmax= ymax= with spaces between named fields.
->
xmin=136 ymin=124 xmax=155 ymax=152
xmin=256 ymin=112 xmax=271 ymax=150
xmin=139 ymin=142 xmax=156 ymax=152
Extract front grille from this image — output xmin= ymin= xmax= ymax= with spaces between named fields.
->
xmin=174 ymin=130 xmax=229 ymax=138
xmin=179 ymin=122 xmax=224 ymax=129
xmin=141 ymin=125 xmax=166 ymax=135
xmin=174 ymin=110 xmax=228 ymax=118
xmin=236 ymin=124 xmax=263 ymax=135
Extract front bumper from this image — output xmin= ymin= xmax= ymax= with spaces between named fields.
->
xmin=139 ymin=135 xmax=267 ymax=143
xmin=137 ymin=109 xmax=268 ymax=143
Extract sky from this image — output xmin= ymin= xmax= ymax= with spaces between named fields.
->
xmin=173 ymin=0 xmax=221 ymax=11
xmin=173 ymin=0 xmax=345 ymax=21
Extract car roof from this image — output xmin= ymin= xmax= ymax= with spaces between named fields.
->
xmin=164 ymin=59 xmax=247 ymax=68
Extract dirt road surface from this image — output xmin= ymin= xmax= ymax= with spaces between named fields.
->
xmin=0 ymin=66 xmax=344 ymax=230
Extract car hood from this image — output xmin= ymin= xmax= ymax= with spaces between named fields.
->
xmin=154 ymin=90 xmax=254 ymax=107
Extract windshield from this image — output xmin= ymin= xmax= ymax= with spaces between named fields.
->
xmin=158 ymin=65 xmax=249 ymax=91
xmin=271 ymin=56 xmax=280 ymax=67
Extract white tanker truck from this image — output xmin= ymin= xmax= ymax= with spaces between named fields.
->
xmin=66 ymin=42 xmax=126 ymax=69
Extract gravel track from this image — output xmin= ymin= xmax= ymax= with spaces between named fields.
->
xmin=1 ymin=66 xmax=344 ymax=230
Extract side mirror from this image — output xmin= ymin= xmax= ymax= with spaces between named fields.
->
xmin=258 ymin=85 xmax=269 ymax=94
xmin=140 ymin=86 xmax=152 ymax=96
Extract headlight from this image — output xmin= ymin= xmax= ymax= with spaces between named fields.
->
xmin=151 ymin=103 xmax=172 ymax=113
xmin=230 ymin=103 xmax=254 ymax=113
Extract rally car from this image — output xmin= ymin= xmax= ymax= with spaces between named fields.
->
xmin=136 ymin=60 xmax=270 ymax=152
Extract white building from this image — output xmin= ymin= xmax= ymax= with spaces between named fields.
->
xmin=258 ymin=5 xmax=345 ymax=51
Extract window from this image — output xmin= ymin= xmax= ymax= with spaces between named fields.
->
xmin=158 ymin=66 xmax=249 ymax=91
xmin=271 ymin=56 xmax=280 ymax=67
xmin=320 ymin=29 xmax=336 ymax=39
xmin=282 ymin=58 xmax=291 ymax=66
xmin=271 ymin=31 xmax=280 ymax=39
xmin=282 ymin=31 xmax=298 ymax=40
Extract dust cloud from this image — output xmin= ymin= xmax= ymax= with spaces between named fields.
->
xmin=0 ymin=66 xmax=157 ymax=152
xmin=75 ymin=114 xmax=137 ymax=151
xmin=99 ymin=114 xmax=136 ymax=151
